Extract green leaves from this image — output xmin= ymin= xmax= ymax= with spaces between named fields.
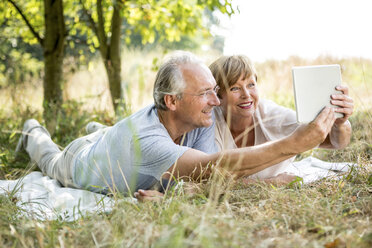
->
xmin=4 ymin=0 xmax=235 ymax=59
xmin=4 ymin=0 xmax=235 ymax=64
xmin=125 ymin=0 xmax=202 ymax=44
xmin=4 ymin=1 xmax=44 ymax=44
xmin=119 ymin=0 xmax=234 ymax=46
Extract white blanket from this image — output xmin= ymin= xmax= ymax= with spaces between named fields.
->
xmin=0 ymin=156 xmax=355 ymax=221
xmin=284 ymin=156 xmax=353 ymax=183
xmin=0 ymin=171 xmax=116 ymax=221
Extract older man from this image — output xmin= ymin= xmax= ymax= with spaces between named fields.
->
xmin=17 ymin=51 xmax=337 ymax=195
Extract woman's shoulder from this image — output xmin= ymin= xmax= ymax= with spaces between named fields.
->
xmin=256 ymin=99 xmax=297 ymax=127
xmin=213 ymin=106 xmax=226 ymax=124
xmin=258 ymin=99 xmax=295 ymax=117
xmin=213 ymin=107 xmax=237 ymax=151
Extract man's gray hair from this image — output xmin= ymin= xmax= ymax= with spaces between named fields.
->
xmin=153 ymin=51 xmax=203 ymax=110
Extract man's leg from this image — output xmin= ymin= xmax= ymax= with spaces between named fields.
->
xmin=20 ymin=119 xmax=78 ymax=188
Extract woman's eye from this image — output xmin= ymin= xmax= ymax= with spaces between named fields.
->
xmin=248 ymin=83 xmax=255 ymax=88
xmin=230 ymin=87 xmax=240 ymax=91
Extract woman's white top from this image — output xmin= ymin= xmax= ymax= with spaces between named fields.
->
xmin=214 ymin=99 xmax=300 ymax=179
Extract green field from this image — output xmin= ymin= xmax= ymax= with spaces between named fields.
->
xmin=0 ymin=52 xmax=371 ymax=247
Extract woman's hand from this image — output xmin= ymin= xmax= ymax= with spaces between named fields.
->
xmin=317 ymin=85 xmax=353 ymax=149
xmin=331 ymin=85 xmax=354 ymax=126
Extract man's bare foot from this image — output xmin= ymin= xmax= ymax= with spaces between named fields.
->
xmin=134 ymin=189 xmax=164 ymax=203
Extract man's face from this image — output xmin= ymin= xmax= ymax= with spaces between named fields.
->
xmin=174 ymin=63 xmax=220 ymax=129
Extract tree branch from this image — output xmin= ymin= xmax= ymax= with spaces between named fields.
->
xmin=109 ymin=0 xmax=124 ymax=56
xmin=79 ymin=0 xmax=107 ymax=57
xmin=7 ymin=0 xmax=44 ymax=47
xmin=97 ymin=0 xmax=107 ymax=44
xmin=79 ymin=0 xmax=99 ymax=38
xmin=55 ymin=0 xmax=66 ymax=53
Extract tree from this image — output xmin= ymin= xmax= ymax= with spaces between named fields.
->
xmin=78 ymin=0 xmax=124 ymax=112
xmin=5 ymin=0 xmax=66 ymax=132
xmin=78 ymin=0 xmax=235 ymax=112
xmin=3 ymin=0 xmax=235 ymax=122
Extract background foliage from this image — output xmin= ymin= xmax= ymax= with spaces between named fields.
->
xmin=1 ymin=0 xmax=233 ymax=116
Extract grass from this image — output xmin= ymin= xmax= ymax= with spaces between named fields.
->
xmin=0 ymin=51 xmax=371 ymax=247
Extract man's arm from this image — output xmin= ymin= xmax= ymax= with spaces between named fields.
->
xmin=319 ymin=85 xmax=353 ymax=149
xmin=167 ymin=107 xmax=337 ymax=180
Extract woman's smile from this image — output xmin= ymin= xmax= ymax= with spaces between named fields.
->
xmin=237 ymin=101 xmax=254 ymax=109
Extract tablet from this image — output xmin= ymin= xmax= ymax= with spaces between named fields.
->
xmin=292 ymin=64 xmax=343 ymax=123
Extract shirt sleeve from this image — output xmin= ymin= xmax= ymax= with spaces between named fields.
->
xmin=189 ymin=121 xmax=218 ymax=154
xmin=131 ymin=133 xmax=190 ymax=180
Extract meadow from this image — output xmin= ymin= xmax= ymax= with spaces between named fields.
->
xmin=0 ymin=49 xmax=371 ymax=247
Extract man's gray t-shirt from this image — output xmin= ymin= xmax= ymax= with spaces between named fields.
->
xmin=73 ymin=104 xmax=217 ymax=194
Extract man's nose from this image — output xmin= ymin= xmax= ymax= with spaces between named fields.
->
xmin=209 ymin=92 xmax=220 ymax=106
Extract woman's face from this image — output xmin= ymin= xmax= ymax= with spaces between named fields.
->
xmin=220 ymin=74 xmax=259 ymax=121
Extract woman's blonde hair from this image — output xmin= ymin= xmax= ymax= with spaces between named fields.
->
xmin=209 ymin=55 xmax=257 ymax=98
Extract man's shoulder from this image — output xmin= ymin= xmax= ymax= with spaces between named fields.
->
xmin=113 ymin=104 xmax=166 ymax=135
xmin=128 ymin=104 xmax=157 ymax=120
xmin=116 ymin=104 xmax=157 ymax=124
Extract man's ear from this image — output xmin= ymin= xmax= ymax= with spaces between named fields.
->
xmin=164 ymin=95 xmax=178 ymax=111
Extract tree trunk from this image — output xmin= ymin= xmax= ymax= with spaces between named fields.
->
xmin=104 ymin=58 xmax=122 ymax=112
xmin=43 ymin=0 xmax=65 ymax=133
xmin=81 ymin=0 xmax=124 ymax=113
xmin=105 ymin=2 xmax=123 ymax=113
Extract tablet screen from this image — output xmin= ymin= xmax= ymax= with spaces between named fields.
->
xmin=292 ymin=64 xmax=343 ymax=123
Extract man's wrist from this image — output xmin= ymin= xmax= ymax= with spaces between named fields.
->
xmin=330 ymin=120 xmax=352 ymax=149
xmin=332 ymin=119 xmax=351 ymax=131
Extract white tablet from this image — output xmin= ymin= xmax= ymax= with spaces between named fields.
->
xmin=292 ymin=64 xmax=343 ymax=123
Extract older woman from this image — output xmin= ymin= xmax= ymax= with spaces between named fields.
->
xmin=209 ymin=55 xmax=353 ymax=184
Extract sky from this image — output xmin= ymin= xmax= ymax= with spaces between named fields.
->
xmin=219 ymin=0 xmax=372 ymax=62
